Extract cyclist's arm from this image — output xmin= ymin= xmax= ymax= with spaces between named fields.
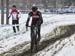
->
xmin=8 ymin=12 xmax=12 ymax=19
xmin=26 ymin=12 xmax=32 ymax=26
xmin=8 ymin=9 xmax=13 ymax=19
xmin=39 ymin=12 xmax=43 ymax=24
xmin=17 ymin=10 xmax=21 ymax=19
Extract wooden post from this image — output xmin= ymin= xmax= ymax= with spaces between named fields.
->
xmin=6 ymin=0 xmax=9 ymax=24
xmin=1 ymin=0 xmax=4 ymax=24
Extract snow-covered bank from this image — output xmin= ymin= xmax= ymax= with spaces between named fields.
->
xmin=35 ymin=25 xmax=75 ymax=56
xmin=41 ymin=34 xmax=75 ymax=56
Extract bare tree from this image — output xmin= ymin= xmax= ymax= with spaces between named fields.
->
xmin=1 ymin=0 xmax=4 ymax=24
xmin=6 ymin=0 xmax=9 ymax=24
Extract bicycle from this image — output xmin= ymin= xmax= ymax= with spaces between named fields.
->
xmin=27 ymin=24 xmax=40 ymax=53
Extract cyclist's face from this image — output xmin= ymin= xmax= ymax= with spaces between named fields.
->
xmin=12 ymin=7 xmax=16 ymax=10
xmin=32 ymin=9 xmax=37 ymax=12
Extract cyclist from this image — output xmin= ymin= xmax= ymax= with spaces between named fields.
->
xmin=8 ymin=5 xmax=20 ymax=33
xmin=26 ymin=6 xmax=43 ymax=52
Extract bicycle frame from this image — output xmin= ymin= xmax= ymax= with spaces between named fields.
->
xmin=28 ymin=25 xmax=39 ymax=53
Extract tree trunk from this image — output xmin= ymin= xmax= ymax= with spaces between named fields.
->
xmin=6 ymin=0 xmax=9 ymax=24
xmin=1 ymin=0 xmax=4 ymax=24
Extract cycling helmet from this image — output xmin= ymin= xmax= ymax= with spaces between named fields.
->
xmin=12 ymin=5 xmax=16 ymax=8
xmin=32 ymin=6 xmax=38 ymax=11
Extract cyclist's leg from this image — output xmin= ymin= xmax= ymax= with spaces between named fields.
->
xmin=33 ymin=26 xmax=41 ymax=52
xmin=37 ymin=26 xmax=41 ymax=42
xmin=34 ymin=28 xmax=38 ymax=51
xmin=16 ymin=20 xmax=19 ymax=31
xmin=12 ymin=20 xmax=16 ymax=33
xmin=16 ymin=26 xmax=19 ymax=31
xmin=31 ymin=26 xmax=38 ymax=52
xmin=31 ymin=27 xmax=35 ymax=52
xmin=34 ymin=26 xmax=38 ymax=45
xmin=13 ymin=27 xmax=16 ymax=33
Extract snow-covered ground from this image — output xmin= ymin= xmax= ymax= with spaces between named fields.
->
xmin=0 ymin=14 xmax=75 ymax=56
xmin=36 ymin=33 xmax=75 ymax=56
xmin=55 ymin=34 xmax=75 ymax=56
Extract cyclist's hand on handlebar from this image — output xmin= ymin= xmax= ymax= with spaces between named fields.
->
xmin=26 ymin=23 xmax=28 ymax=26
xmin=26 ymin=26 xmax=28 ymax=31
xmin=25 ymin=24 xmax=28 ymax=31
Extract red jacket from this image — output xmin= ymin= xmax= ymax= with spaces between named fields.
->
xmin=10 ymin=9 xmax=20 ymax=20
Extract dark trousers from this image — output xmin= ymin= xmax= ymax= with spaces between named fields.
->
xmin=12 ymin=20 xmax=19 ymax=33
xmin=30 ymin=25 xmax=41 ymax=50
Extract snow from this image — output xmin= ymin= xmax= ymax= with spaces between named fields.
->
xmin=0 ymin=14 xmax=56 ymax=54
xmin=55 ymin=46 xmax=75 ymax=56
xmin=55 ymin=34 xmax=75 ymax=56
xmin=42 ymin=34 xmax=75 ymax=56
xmin=0 ymin=13 xmax=75 ymax=55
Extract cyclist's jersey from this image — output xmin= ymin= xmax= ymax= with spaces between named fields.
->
xmin=9 ymin=9 xmax=20 ymax=20
xmin=28 ymin=11 xmax=43 ymax=26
